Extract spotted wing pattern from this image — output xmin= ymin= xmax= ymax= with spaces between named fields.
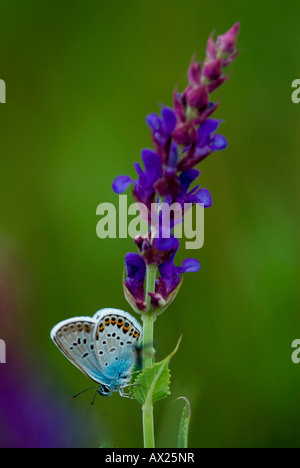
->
xmin=50 ymin=317 xmax=107 ymax=384
xmin=93 ymin=309 xmax=142 ymax=389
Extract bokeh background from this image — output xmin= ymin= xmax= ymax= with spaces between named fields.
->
xmin=0 ymin=0 xmax=300 ymax=448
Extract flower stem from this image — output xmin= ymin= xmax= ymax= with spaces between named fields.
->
xmin=142 ymin=396 xmax=155 ymax=448
xmin=141 ymin=264 xmax=157 ymax=448
xmin=142 ymin=312 xmax=156 ymax=369
xmin=146 ymin=264 xmax=157 ymax=305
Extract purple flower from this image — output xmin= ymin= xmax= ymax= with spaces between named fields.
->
xmin=124 ymin=237 xmax=194 ymax=313
xmin=191 ymin=188 xmax=212 ymax=207
xmin=112 ymin=24 xmax=239 ymax=315
xmin=133 ymin=235 xmax=200 ymax=312
xmin=112 ymin=175 xmax=132 ymax=194
xmin=133 ymin=149 xmax=163 ymax=206
xmin=177 ymin=169 xmax=213 ymax=208
xmin=146 ymin=107 xmax=177 ymax=137
xmin=146 ymin=107 xmax=177 ymax=163
xmin=158 ymin=247 xmax=200 ymax=295
xmin=123 ymin=253 xmax=148 ymax=312
xmin=197 ymin=119 xmax=227 ymax=152
xmin=135 ymin=234 xmax=180 ymax=267
xmin=112 ymin=148 xmax=162 ymax=210
xmin=178 ymin=119 xmax=227 ymax=171
xmin=125 ymin=253 xmax=146 ymax=293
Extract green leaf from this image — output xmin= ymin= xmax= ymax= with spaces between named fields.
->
xmin=132 ymin=336 xmax=182 ymax=405
xmin=176 ymin=396 xmax=191 ymax=448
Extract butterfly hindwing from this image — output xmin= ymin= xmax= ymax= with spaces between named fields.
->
xmin=93 ymin=309 xmax=142 ymax=389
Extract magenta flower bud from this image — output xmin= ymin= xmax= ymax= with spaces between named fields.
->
xmin=207 ymin=75 xmax=229 ymax=93
xmin=221 ymin=51 xmax=240 ymax=68
xmin=206 ymin=32 xmax=217 ymax=60
xmin=172 ymin=89 xmax=186 ymax=123
xmin=148 ymin=292 xmax=166 ymax=311
xmin=193 ymin=101 xmax=220 ymax=126
xmin=123 ymin=283 xmax=149 ymax=314
xmin=216 ymin=22 xmax=240 ymax=56
xmin=134 ymin=235 xmax=152 ymax=253
xmin=154 ymin=174 xmax=181 ymax=198
xmin=202 ymin=58 xmax=222 ymax=81
xmin=141 ymin=237 xmax=179 ymax=267
xmin=186 ymin=84 xmax=209 ymax=110
xmin=172 ymin=121 xmax=198 ymax=146
xmin=187 ymin=57 xmax=201 ymax=87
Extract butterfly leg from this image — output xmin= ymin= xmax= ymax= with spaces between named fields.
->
xmin=91 ymin=389 xmax=99 ymax=406
xmin=118 ymin=387 xmax=135 ymax=399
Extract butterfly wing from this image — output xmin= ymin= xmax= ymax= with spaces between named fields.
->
xmin=50 ymin=317 xmax=107 ymax=384
xmin=92 ymin=308 xmax=142 ymax=389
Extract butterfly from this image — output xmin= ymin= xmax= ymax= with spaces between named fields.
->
xmin=50 ymin=308 xmax=142 ymax=398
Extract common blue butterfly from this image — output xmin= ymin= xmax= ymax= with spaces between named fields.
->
xmin=50 ymin=308 xmax=142 ymax=398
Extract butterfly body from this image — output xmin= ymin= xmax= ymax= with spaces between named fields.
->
xmin=50 ymin=308 xmax=142 ymax=397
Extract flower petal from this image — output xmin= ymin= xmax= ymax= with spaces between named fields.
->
xmin=192 ymin=188 xmax=213 ymax=208
xmin=197 ymin=119 xmax=220 ymax=146
xmin=187 ymin=57 xmax=201 ymax=87
xmin=112 ymin=175 xmax=132 ymax=194
xmin=155 ymin=236 xmax=179 ymax=252
xmin=179 ymin=169 xmax=200 ymax=192
xmin=141 ymin=149 xmax=163 ymax=186
xmin=158 ymin=260 xmax=180 ymax=293
xmin=146 ymin=113 xmax=162 ymax=132
xmin=178 ymin=258 xmax=201 ymax=274
xmin=167 ymin=142 xmax=179 ymax=169
xmin=211 ymin=134 xmax=228 ymax=151
xmin=161 ymin=107 xmax=177 ymax=134
xmin=125 ymin=253 xmax=146 ymax=291
xmin=134 ymin=162 xmax=144 ymax=178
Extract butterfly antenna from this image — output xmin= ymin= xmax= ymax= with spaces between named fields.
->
xmin=67 ymin=385 xmax=98 ymax=401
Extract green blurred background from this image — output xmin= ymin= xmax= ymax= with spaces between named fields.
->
xmin=0 ymin=0 xmax=300 ymax=448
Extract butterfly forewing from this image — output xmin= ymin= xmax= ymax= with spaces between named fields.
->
xmin=50 ymin=317 xmax=107 ymax=384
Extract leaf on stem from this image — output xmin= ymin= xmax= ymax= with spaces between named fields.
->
xmin=175 ymin=396 xmax=191 ymax=448
xmin=131 ymin=335 xmax=182 ymax=405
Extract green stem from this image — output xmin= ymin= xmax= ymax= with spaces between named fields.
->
xmin=142 ymin=397 xmax=155 ymax=448
xmin=142 ymin=312 xmax=155 ymax=369
xmin=141 ymin=264 xmax=157 ymax=448
xmin=145 ymin=264 xmax=157 ymax=306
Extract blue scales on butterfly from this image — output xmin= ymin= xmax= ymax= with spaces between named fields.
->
xmin=50 ymin=308 xmax=142 ymax=398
